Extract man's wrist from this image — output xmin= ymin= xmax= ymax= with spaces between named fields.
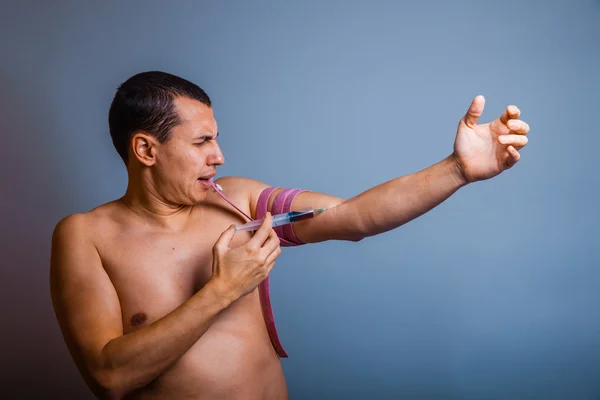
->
xmin=448 ymin=153 xmax=469 ymax=188
xmin=202 ymin=278 xmax=237 ymax=310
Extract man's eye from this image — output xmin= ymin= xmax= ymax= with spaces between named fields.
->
xmin=194 ymin=142 xmax=206 ymax=146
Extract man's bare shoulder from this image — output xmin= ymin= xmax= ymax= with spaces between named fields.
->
xmin=213 ymin=176 xmax=270 ymax=216
xmin=52 ymin=213 xmax=93 ymax=245
xmin=214 ymin=176 xmax=269 ymax=195
xmin=50 ymin=211 xmax=104 ymax=297
xmin=51 ymin=202 xmax=128 ymax=272
xmin=52 ymin=201 xmax=121 ymax=241
xmin=50 ymin=202 xmax=125 ymax=310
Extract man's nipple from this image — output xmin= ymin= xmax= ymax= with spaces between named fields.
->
xmin=130 ymin=312 xmax=148 ymax=327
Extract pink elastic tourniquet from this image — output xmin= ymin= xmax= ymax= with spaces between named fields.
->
xmin=210 ymin=181 xmax=307 ymax=358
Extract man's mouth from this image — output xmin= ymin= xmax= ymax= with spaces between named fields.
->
xmin=197 ymin=174 xmax=215 ymax=181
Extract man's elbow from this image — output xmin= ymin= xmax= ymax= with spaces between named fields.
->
xmin=91 ymin=368 xmax=128 ymax=400
xmin=87 ymin=355 xmax=143 ymax=400
xmin=346 ymin=210 xmax=370 ymax=242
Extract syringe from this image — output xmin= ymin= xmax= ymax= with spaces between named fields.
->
xmin=235 ymin=207 xmax=327 ymax=232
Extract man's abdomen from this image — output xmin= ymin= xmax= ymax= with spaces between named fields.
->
xmin=125 ymin=292 xmax=288 ymax=400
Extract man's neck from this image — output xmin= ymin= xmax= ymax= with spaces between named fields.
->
xmin=120 ymin=183 xmax=195 ymax=232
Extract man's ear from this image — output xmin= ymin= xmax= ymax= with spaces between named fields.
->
xmin=131 ymin=132 xmax=158 ymax=166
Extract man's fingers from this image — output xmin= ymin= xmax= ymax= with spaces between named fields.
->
xmin=500 ymin=105 xmax=521 ymax=125
xmin=506 ymin=145 xmax=521 ymax=167
xmin=260 ymin=229 xmax=281 ymax=257
xmin=264 ymin=245 xmax=281 ymax=267
xmin=507 ymin=119 xmax=530 ymax=135
xmin=498 ymin=134 xmax=528 ymax=149
xmin=214 ymin=224 xmax=236 ymax=252
xmin=247 ymin=212 xmax=273 ymax=252
xmin=463 ymin=95 xmax=485 ymax=128
xmin=264 ymin=260 xmax=277 ymax=276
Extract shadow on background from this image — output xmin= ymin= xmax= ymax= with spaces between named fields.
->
xmin=0 ymin=73 xmax=92 ymax=398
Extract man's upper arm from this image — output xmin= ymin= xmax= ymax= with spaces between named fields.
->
xmin=216 ymin=176 xmax=362 ymax=243
xmin=50 ymin=214 xmax=123 ymax=386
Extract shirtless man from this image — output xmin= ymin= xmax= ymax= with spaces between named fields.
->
xmin=50 ymin=71 xmax=530 ymax=399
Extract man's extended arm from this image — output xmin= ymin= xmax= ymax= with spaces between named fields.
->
xmin=243 ymin=154 xmax=464 ymax=243
xmin=246 ymin=97 xmax=529 ymax=244
xmin=307 ymin=154 xmax=464 ymax=242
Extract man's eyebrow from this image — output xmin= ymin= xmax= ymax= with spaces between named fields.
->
xmin=194 ymin=132 xmax=219 ymax=140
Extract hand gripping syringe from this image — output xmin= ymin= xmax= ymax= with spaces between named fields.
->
xmin=235 ymin=207 xmax=326 ymax=232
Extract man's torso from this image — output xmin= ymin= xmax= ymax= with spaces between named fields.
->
xmin=85 ymin=185 xmax=288 ymax=399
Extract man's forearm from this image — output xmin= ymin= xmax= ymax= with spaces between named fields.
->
xmin=343 ymin=154 xmax=467 ymax=239
xmin=97 ymin=279 xmax=234 ymax=397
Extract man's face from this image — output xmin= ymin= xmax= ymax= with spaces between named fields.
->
xmin=152 ymin=97 xmax=224 ymax=205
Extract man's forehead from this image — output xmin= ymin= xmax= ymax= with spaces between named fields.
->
xmin=174 ymin=97 xmax=217 ymax=131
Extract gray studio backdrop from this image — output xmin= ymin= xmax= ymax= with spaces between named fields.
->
xmin=1 ymin=1 xmax=599 ymax=398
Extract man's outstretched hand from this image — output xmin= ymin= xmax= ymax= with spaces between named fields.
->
xmin=452 ymin=95 xmax=530 ymax=184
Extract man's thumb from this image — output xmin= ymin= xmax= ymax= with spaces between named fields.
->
xmin=464 ymin=95 xmax=485 ymax=128
xmin=215 ymin=224 xmax=236 ymax=249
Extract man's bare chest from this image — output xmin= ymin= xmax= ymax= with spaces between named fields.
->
xmin=96 ymin=233 xmax=206 ymax=328
xmin=95 ymin=214 xmax=253 ymax=333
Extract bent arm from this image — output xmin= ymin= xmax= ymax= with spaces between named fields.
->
xmin=50 ymin=215 xmax=234 ymax=399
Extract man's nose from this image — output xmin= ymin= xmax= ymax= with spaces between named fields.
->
xmin=207 ymin=145 xmax=225 ymax=165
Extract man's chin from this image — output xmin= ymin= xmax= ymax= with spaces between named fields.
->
xmin=190 ymin=188 xmax=210 ymax=205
